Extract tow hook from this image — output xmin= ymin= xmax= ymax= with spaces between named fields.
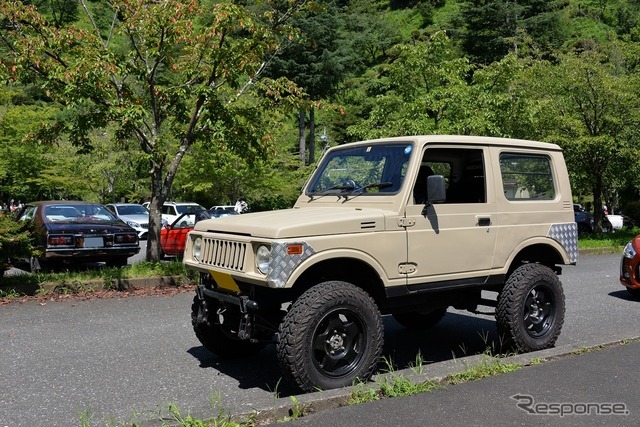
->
xmin=196 ymin=299 xmax=209 ymax=324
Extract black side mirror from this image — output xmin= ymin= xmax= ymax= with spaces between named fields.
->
xmin=427 ymin=175 xmax=446 ymax=205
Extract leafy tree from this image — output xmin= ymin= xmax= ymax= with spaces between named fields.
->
xmin=347 ymin=31 xmax=473 ymax=139
xmin=0 ymin=0 xmax=306 ymax=261
xmin=459 ymin=0 xmax=569 ymax=64
xmin=23 ymin=0 xmax=79 ymax=28
xmin=0 ymin=211 xmax=35 ymax=276
xmin=267 ymin=0 xmax=346 ymax=165
xmin=525 ymin=45 xmax=640 ymax=231
xmin=0 ymin=102 xmax=57 ymax=202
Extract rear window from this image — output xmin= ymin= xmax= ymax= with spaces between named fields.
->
xmin=500 ymin=153 xmax=555 ymax=201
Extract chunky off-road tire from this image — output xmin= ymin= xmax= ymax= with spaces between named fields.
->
xmin=392 ymin=308 xmax=447 ymax=330
xmin=277 ymin=281 xmax=384 ymax=392
xmin=496 ymin=264 xmax=565 ymax=353
xmin=191 ymin=295 xmax=264 ymax=358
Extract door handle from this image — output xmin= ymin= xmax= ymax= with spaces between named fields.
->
xmin=477 ymin=217 xmax=491 ymax=226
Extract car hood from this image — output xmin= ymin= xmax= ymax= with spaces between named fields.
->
xmin=44 ymin=221 xmax=135 ymax=234
xmin=193 ymin=207 xmax=393 ymax=239
xmin=117 ymin=214 xmax=149 ymax=223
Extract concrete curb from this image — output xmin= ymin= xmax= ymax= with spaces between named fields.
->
xmin=0 ymin=274 xmax=184 ymax=295
xmin=240 ymin=336 xmax=640 ymax=425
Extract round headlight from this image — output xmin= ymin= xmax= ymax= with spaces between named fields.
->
xmin=193 ymin=237 xmax=202 ymax=261
xmin=256 ymin=245 xmax=271 ymax=275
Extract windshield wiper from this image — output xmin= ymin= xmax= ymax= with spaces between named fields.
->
xmin=337 ymin=182 xmax=395 ymax=201
xmin=308 ymin=185 xmax=356 ymax=200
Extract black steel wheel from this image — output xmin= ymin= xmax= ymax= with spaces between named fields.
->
xmin=277 ymin=281 xmax=383 ymax=392
xmin=191 ymin=295 xmax=264 ymax=358
xmin=496 ymin=264 xmax=565 ymax=352
xmin=392 ymin=308 xmax=447 ymax=330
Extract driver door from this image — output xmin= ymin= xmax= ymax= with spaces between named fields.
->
xmin=404 ymin=145 xmax=497 ymax=287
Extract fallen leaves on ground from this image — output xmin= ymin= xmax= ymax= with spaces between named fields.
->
xmin=0 ymin=283 xmax=195 ymax=306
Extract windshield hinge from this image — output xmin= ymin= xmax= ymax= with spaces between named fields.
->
xmin=398 ymin=217 xmax=416 ymax=228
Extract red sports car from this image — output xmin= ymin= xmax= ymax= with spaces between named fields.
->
xmin=160 ymin=209 xmax=236 ymax=258
xmin=620 ymin=235 xmax=640 ymax=298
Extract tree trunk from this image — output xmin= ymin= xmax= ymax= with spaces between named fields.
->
xmin=592 ymin=177 xmax=605 ymax=233
xmin=146 ymin=163 xmax=168 ymax=262
xmin=308 ymin=106 xmax=315 ymax=165
xmin=298 ymin=108 xmax=306 ymax=166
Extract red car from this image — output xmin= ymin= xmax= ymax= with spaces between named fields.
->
xmin=620 ymin=235 xmax=640 ymax=298
xmin=160 ymin=209 xmax=236 ymax=258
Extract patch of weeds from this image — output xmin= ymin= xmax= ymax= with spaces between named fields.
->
xmin=348 ymin=355 xmax=439 ymax=405
xmin=0 ymin=287 xmax=20 ymax=298
xmin=409 ymin=350 xmax=425 ymax=375
xmin=570 ymin=345 xmax=592 ymax=355
xmin=279 ymin=396 xmax=307 ymax=423
xmin=379 ymin=375 xmax=440 ymax=398
xmin=79 ymin=407 xmax=93 ymax=427
xmin=53 ymin=280 xmax=85 ymax=295
xmin=349 ymin=382 xmax=381 ymax=405
xmin=446 ymin=356 xmax=520 ymax=384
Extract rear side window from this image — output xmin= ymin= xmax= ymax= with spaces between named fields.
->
xmin=500 ymin=153 xmax=555 ymax=201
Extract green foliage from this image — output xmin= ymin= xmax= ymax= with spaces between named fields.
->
xmin=2 ymin=0 xmax=640 ymax=237
xmin=0 ymin=0 xmax=310 ymax=261
xmin=0 ymin=212 xmax=34 ymax=266
xmin=578 ymin=227 xmax=640 ymax=249
xmin=459 ymin=0 xmax=569 ymax=64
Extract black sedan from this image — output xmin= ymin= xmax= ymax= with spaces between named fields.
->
xmin=15 ymin=201 xmax=140 ymax=270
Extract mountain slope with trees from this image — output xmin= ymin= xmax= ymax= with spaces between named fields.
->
xmin=2 ymin=0 xmax=640 ymax=257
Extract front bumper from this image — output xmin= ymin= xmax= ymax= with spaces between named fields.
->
xmin=620 ymin=254 xmax=640 ymax=290
xmin=45 ymin=246 xmax=140 ymax=261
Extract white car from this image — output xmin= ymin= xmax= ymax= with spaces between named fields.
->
xmin=160 ymin=202 xmax=205 ymax=224
xmin=105 ymin=203 xmax=150 ymax=239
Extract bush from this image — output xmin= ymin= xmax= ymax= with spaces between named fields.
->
xmin=0 ymin=212 xmax=34 ymax=270
xmin=622 ymin=200 xmax=640 ymax=225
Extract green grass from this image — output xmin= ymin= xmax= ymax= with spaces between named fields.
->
xmin=578 ymin=227 xmax=639 ymax=250
xmin=0 ymin=260 xmax=191 ymax=298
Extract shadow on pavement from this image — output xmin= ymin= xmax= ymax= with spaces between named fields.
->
xmin=187 ymin=310 xmax=504 ymax=396
xmin=608 ymin=289 xmax=640 ymax=302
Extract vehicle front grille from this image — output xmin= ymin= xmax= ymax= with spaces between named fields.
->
xmin=141 ymin=224 xmax=149 ymax=229
xmin=200 ymin=238 xmax=247 ymax=271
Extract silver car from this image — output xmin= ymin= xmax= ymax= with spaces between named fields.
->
xmin=105 ymin=203 xmax=150 ymax=239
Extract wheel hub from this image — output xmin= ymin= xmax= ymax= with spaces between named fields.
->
xmin=327 ymin=330 xmax=346 ymax=354
xmin=524 ymin=287 xmax=553 ymax=337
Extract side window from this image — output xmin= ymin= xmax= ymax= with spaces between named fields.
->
xmin=19 ymin=206 xmax=36 ymax=221
xmin=500 ymin=153 xmax=555 ymax=200
xmin=413 ymin=147 xmax=486 ymax=204
xmin=162 ymin=205 xmax=173 ymax=215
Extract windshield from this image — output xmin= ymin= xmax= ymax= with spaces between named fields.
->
xmin=307 ymin=143 xmax=413 ymax=195
xmin=117 ymin=205 xmax=148 ymax=215
xmin=44 ymin=204 xmax=118 ymax=222
xmin=177 ymin=204 xmax=205 ymax=214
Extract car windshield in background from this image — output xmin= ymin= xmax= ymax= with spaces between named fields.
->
xmin=118 ymin=205 xmax=148 ymax=215
xmin=177 ymin=205 xmax=204 ymax=214
xmin=43 ymin=204 xmax=118 ymax=223
xmin=211 ymin=209 xmax=237 ymax=218
xmin=306 ymin=143 xmax=413 ymax=195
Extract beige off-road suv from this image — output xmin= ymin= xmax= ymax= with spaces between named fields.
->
xmin=184 ymin=135 xmax=578 ymax=392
